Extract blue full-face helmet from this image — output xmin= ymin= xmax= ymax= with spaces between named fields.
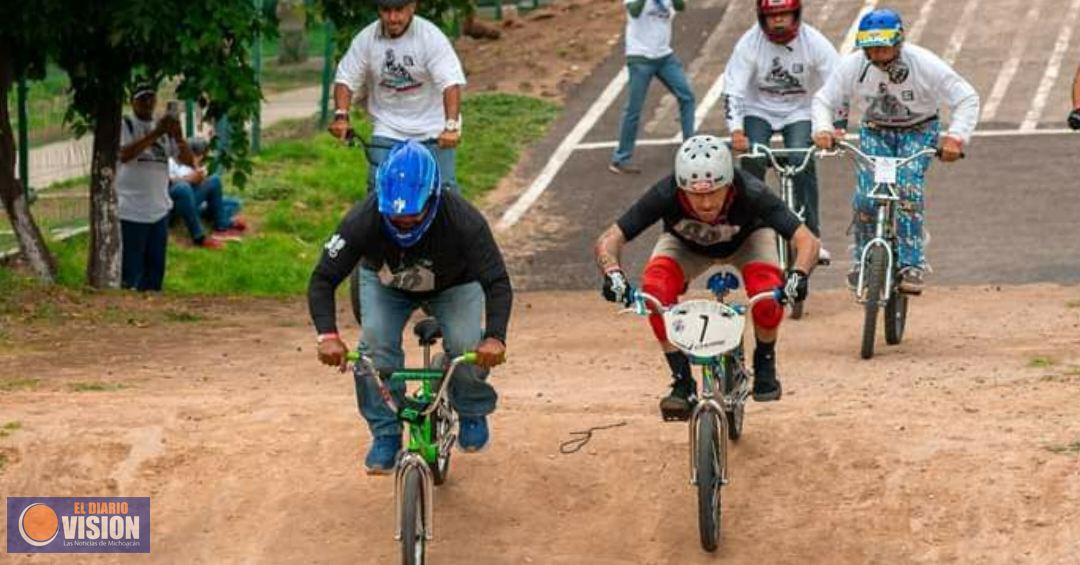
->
xmin=376 ymin=140 xmax=442 ymax=248
xmin=855 ymin=9 xmax=904 ymax=48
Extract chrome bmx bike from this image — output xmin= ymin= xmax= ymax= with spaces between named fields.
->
xmin=347 ymin=318 xmax=484 ymax=565
xmin=832 ymin=139 xmax=953 ymax=359
xmin=622 ymin=272 xmax=782 ymax=551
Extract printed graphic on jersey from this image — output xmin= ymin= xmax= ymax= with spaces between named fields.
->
xmin=379 ymin=48 xmax=422 ymax=92
xmin=645 ymin=0 xmax=671 ymax=19
xmin=865 ymin=83 xmax=915 ymax=124
xmin=324 ymin=234 xmax=346 ymax=259
xmin=760 ymin=57 xmax=805 ymax=95
xmin=377 ymin=258 xmax=436 ymax=291
xmin=671 ymin=219 xmax=742 ymax=246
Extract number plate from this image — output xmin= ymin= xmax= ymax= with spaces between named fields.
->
xmin=663 ymin=299 xmax=746 ymax=358
xmin=873 ymin=157 xmax=898 ymax=184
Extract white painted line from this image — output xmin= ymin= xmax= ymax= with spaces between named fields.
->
xmin=906 ymin=0 xmax=937 ymax=44
xmin=575 ymin=127 xmax=1080 ymax=151
xmin=1021 ymin=0 xmax=1080 ymax=131
xmin=694 ymin=74 xmax=726 ymax=133
xmin=839 ymin=0 xmax=879 ymax=56
xmin=496 ymin=68 xmax=629 ymax=230
xmin=942 ymin=0 xmax=980 ymax=66
xmin=981 ymin=2 xmax=1042 ymax=121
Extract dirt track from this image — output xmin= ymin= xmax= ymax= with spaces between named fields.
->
xmin=2 ymin=286 xmax=1079 ymax=563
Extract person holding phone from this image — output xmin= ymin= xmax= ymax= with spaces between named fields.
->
xmin=117 ymin=81 xmax=195 ymax=291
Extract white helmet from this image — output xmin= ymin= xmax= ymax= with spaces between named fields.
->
xmin=674 ymin=135 xmax=734 ymax=193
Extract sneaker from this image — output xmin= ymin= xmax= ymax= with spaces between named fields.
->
xmin=898 ymin=267 xmax=925 ymax=295
xmin=659 ymin=375 xmax=697 ymax=422
xmin=196 ymin=236 xmax=226 ymax=250
xmin=212 ymin=228 xmax=244 ymax=242
xmin=608 ymin=162 xmax=642 ymax=175
xmin=818 ymin=247 xmax=832 ymax=266
xmin=752 ymin=349 xmax=782 ymax=402
xmin=364 ymin=435 xmax=401 ymax=475
xmin=458 ymin=416 xmax=490 ymax=453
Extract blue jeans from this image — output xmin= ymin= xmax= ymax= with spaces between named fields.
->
xmin=354 ymin=268 xmax=496 ymax=438
xmin=613 ymin=54 xmax=696 ymax=165
xmin=121 ymin=216 xmax=169 ymax=291
xmin=169 ymin=175 xmax=237 ymax=240
xmin=741 ymin=116 xmax=820 ymax=235
xmin=366 ymin=135 xmax=459 ymax=195
xmin=853 ymin=122 xmax=940 ymax=269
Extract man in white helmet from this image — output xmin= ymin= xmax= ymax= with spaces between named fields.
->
xmin=594 ymin=135 xmax=820 ymax=419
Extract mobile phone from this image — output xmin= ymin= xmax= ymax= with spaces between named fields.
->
xmin=166 ymin=100 xmax=179 ymax=119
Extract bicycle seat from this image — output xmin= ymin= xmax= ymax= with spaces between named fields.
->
xmin=413 ymin=318 xmax=442 ymax=346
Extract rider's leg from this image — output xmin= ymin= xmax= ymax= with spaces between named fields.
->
xmin=740 ymin=115 xmax=774 ymax=182
xmin=611 ymin=59 xmax=658 ymax=168
xmin=894 ymin=124 xmax=939 ymax=272
xmin=366 ymin=135 xmax=400 ymax=193
xmin=426 ymin=281 xmax=494 ymax=451
xmin=432 ymin=146 xmax=460 ymax=195
xmin=850 ymin=126 xmax=896 ymax=279
xmin=732 ymin=229 xmax=785 ymax=401
xmin=655 ymin=53 xmax=697 ymax=141
xmin=355 ymin=268 xmax=416 ymax=442
xmin=782 ymin=120 xmax=820 ymax=237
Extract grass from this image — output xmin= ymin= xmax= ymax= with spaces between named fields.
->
xmin=1044 ymin=442 xmax=1080 ymax=455
xmin=1067 ymin=299 xmax=1080 ymax=309
xmin=43 ymin=93 xmax=558 ymax=296
xmin=1028 ymin=356 xmax=1055 ymax=368
xmin=0 ymin=377 xmax=40 ymax=392
xmin=163 ymin=309 xmax=205 ymax=323
xmin=0 ymin=421 xmax=21 ymax=438
xmin=69 ymin=382 xmax=126 ymax=393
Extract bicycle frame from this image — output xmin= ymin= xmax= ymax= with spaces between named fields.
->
xmin=834 ymin=140 xmax=937 ymax=304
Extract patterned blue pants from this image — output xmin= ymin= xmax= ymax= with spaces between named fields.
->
xmin=853 ymin=123 xmax=940 ymax=270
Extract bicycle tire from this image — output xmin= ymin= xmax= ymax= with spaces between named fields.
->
xmin=696 ymin=412 xmax=723 ymax=552
xmin=722 ymin=357 xmax=745 ymax=441
xmin=430 ymin=409 xmax=453 ymax=486
xmin=861 ymin=246 xmax=887 ymax=360
xmin=884 ymin=288 xmax=908 ymax=345
xmin=349 ymin=266 xmax=362 ymax=327
xmin=401 ymin=466 xmax=427 ymax=565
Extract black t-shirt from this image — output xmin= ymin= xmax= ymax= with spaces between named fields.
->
xmin=307 ymin=191 xmax=512 ymax=342
xmin=616 ymin=168 xmax=801 ymax=258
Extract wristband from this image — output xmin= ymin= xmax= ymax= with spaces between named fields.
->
xmin=333 ymin=110 xmax=349 ymax=122
xmin=316 ymin=332 xmax=340 ymax=344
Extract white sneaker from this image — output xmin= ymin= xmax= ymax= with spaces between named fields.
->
xmin=817 ymin=247 xmax=832 ymax=265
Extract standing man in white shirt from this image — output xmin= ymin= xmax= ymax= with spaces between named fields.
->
xmin=812 ymin=8 xmax=978 ymax=294
xmin=117 ymin=81 xmax=194 ymax=291
xmin=328 ymin=0 xmax=466 ymax=193
xmin=723 ymin=0 xmax=838 ymax=264
xmin=609 ymin=0 xmax=696 ymax=175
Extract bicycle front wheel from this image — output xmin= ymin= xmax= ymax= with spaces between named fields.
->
xmin=861 ymin=246 xmax=887 ymax=360
xmin=696 ymin=412 xmax=723 ymax=552
xmin=884 ymin=289 xmax=908 ymax=345
xmin=400 ymin=467 xmax=427 ymax=565
xmin=787 ymin=242 xmax=805 ymax=320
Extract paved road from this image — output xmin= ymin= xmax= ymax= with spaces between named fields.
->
xmin=496 ymin=0 xmax=1080 ymax=291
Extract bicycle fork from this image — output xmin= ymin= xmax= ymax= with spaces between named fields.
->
xmin=687 ymin=400 xmax=728 ymax=487
xmin=393 ymin=453 xmax=435 ymax=541
xmin=855 ymin=202 xmax=896 ymax=304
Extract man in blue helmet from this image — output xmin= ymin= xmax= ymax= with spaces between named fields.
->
xmin=811 ymin=8 xmax=979 ymax=294
xmin=308 ymin=140 xmax=511 ymax=474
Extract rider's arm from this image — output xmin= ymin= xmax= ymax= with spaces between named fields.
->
xmin=307 ymin=203 xmax=373 ymax=336
xmin=811 ymin=54 xmax=856 ymax=140
xmin=926 ymin=54 xmax=980 ymax=145
xmin=808 ymin=27 xmax=847 ymax=129
xmin=332 ymin=29 xmax=372 ymax=117
xmin=626 ymin=0 xmax=646 ymax=18
xmin=426 ymin=24 xmax=466 ymax=129
xmin=1073 ymin=64 xmax=1080 ymax=110
xmin=789 ymin=225 xmax=820 ymax=275
xmin=594 ymin=224 xmax=628 ymax=274
xmin=721 ymin=30 xmax=756 ymax=134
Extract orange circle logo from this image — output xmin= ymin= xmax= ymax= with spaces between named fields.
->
xmin=19 ymin=503 xmax=59 ymax=546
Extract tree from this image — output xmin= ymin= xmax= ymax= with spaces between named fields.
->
xmin=50 ymin=0 xmax=269 ymax=287
xmin=0 ymin=4 xmax=58 ymax=282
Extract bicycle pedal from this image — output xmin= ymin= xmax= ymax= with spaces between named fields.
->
xmin=659 ymin=402 xmax=693 ymax=422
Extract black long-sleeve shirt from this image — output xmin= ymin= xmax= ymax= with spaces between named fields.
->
xmin=307 ymin=192 xmax=513 ymax=342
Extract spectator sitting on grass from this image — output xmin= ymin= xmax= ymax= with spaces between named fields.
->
xmin=168 ymin=136 xmax=246 ymax=249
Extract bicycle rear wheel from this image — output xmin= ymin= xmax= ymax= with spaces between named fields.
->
xmin=696 ymin=412 xmax=723 ymax=552
xmin=884 ymin=288 xmax=908 ymax=345
xmin=861 ymin=246 xmax=887 ymax=360
xmin=400 ymin=466 xmax=427 ymax=565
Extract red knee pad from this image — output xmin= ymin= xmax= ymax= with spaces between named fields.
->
xmin=741 ymin=261 xmax=784 ymax=330
xmin=641 ymin=256 xmax=686 ymax=342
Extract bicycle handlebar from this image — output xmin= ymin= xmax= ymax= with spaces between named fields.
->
xmin=621 ymin=287 xmax=783 ymax=316
xmin=345 ymin=351 xmax=481 ymax=417
xmin=738 ymin=144 xmax=838 ymax=176
xmin=833 ymin=139 xmax=962 ymax=169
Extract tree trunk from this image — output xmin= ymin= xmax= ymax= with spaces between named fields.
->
xmin=0 ymin=43 xmax=57 ymax=282
xmin=85 ymin=94 xmax=123 ymax=288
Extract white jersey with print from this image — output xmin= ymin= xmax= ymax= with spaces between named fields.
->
xmin=116 ymin=116 xmax=178 ymax=223
xmin=812 ymin=43 xmax=980 ymax=143
xmin=335 ymin=16 xmax=466 ymax=140
xmin=624 ymin=0 xmax=676 ymax=59
xmin=722 ymin=24 xmax=839 ymax=132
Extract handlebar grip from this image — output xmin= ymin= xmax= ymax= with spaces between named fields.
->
xmin=346 ymin=351 xmax=360 ymax=361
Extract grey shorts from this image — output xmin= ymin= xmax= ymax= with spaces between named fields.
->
xmin=649 ymin=228 xmax=780 ymax=282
